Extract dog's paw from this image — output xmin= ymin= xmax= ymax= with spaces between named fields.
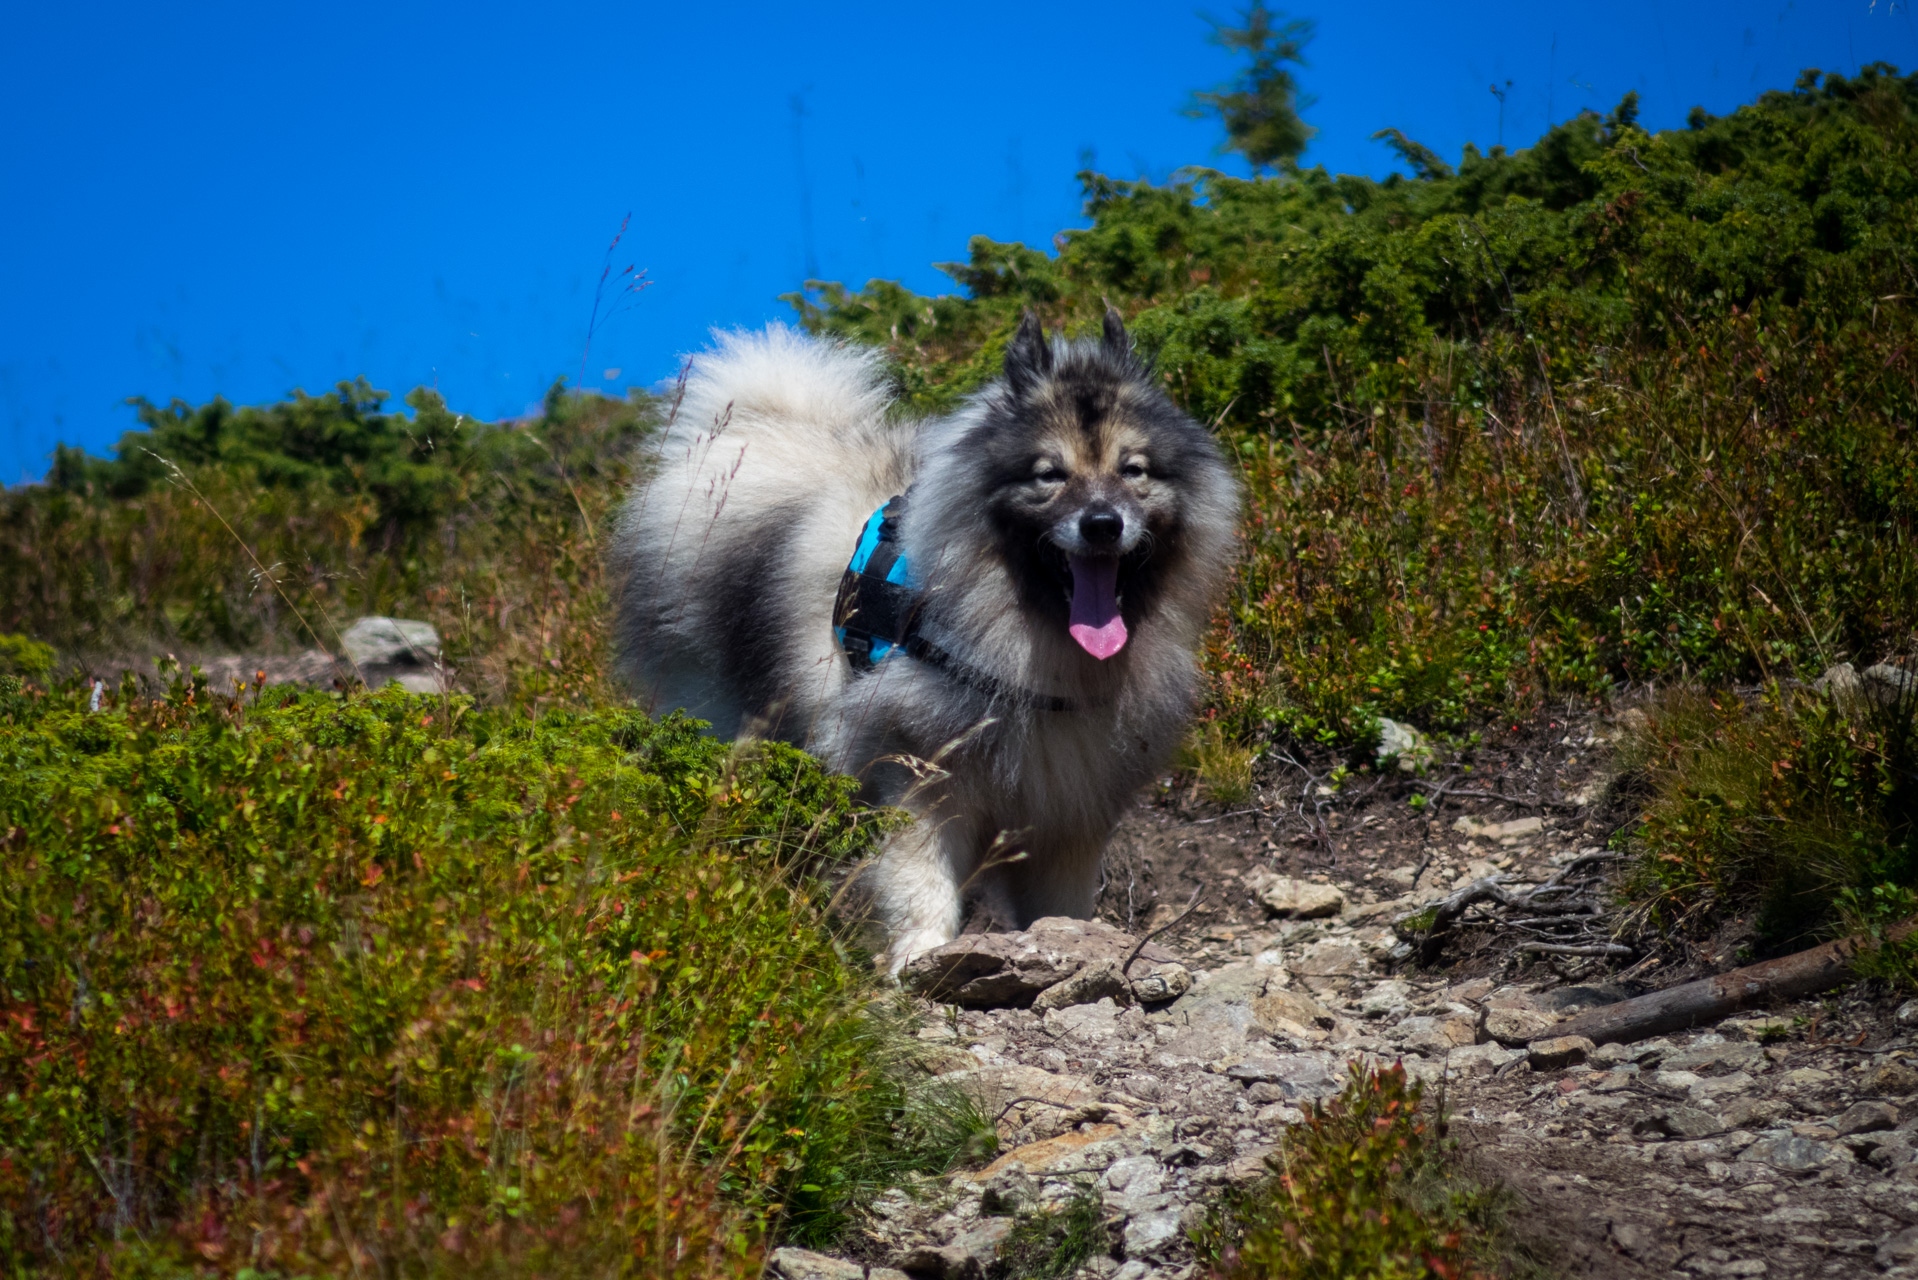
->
xmin=881 ymin=926 xmax=953 ymax=980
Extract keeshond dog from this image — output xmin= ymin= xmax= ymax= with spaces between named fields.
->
xmin=610 ymin=310 xmax=1239 ymax=972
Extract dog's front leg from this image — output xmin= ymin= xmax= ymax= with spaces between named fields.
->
xmin=868 ymin=813 xmax=975 ymax=978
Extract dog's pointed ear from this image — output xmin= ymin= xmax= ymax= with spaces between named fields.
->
xmin=1101 ymin=305 xmax=1132 ymax=361
xmin=1005 ymin=310 xmax=1052 ymax=397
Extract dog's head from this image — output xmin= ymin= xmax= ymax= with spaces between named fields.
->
xmin=966 ymin=308 xmax=1235 ymax=661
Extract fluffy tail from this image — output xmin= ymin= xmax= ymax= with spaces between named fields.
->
xmin=665 ymin=324 xmax=894 ymax=448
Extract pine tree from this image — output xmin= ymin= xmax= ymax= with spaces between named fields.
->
xmin=1186 ymin=3 xmax=1315 ymax=174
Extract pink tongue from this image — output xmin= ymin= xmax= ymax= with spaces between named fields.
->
xmin=1067 ymin=555 xmax=1128 ymax=659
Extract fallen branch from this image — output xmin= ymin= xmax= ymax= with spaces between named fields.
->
xmin=1515 ymin=942 xmax=1635 ymax=957
xmin=1552 ymin=917 xmax=1918 ymax=1046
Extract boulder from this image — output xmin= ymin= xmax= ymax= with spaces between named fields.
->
xmin=903 ymin=917 xmax=1177 ymax=1008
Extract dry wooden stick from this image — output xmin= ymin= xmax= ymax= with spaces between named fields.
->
xmin=1551 ymin=916 xmax=1918 ymax=1046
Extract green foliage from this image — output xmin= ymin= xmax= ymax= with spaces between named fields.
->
xmin=794 ymin=64 xmax=1918 ymax=744
xmin=990 ymin=1180 xmax=1112 ymax=1279
xmin=0 ymin=678 xmax=936 ymax=1274
xmin=1621 ymin=680 xmax=1918 ymax=949
xmin=3 ymin=381 xmax=656 ymax=688
xmin=0 ymin=634 xmax=53 ymax=677
xmin=1194 ymin=1064 xmax=1528 ymax=1280
xmin=1187 ymin=3 xmax=1316 ymax=173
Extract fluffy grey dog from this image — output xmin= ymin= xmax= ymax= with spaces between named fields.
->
xmin=610 ymin=310 xmax=1239 ymax=972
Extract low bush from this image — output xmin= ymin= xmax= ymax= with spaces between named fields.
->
xmin=1194 ymin=1064 xmax=1531 ymax=1280
xmin=0 ymin=675 xmax=944 ymax=1275
xmin=795 ymin=66 xmax=1918 ymax=744
xmin=1620 ymin=675 xmax=1918 ymax=950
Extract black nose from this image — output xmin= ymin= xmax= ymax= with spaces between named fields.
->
xmin=1079 ymin=507 xmax=1123 ymax=548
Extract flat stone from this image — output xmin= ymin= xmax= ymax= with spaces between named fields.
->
xmin=903 ymin=917 xmax=1178 ymax=1008
xmin=1390 ymin=1015 xmax=1477 ymax=1057
xmin=1664 ymin=1041 xmax=1768 ymax=1074
xmin=1832 ymin=1100 xmax=1900 ymax=1136
xmin=1689 ymin=1072 xmax=1756 ymax=1104
xmin=1451 ymin=815 xmax=1544 ymax=841
xmin=1257 ymin=877 xmax=1346 ymax=919
xmin=771 ymin=1248 xmax=865 ymax=1280
xmin=1528 ymin=1036 xmax=1595 ymax=1071
xmin=1633 ymin=1105 xmax=1723 ymax=1140
xmin=1033 ymin=961 xmax=1130 ymax=1011
xmin=1358 ymin=979 xmax=1413 ymax=1019
xmin=941 ymin=1064 xmax=1100 ymax=1121
xmin=1738 ymin=1131 xmax=1850 ymax=1172
xmin=1250 ymin=987 xmax=1336 ymax=1034
xmin=1293 ymin=939 xmax=1370 ymax=986
xmin=1445 ymin=1043 xmax=1527 ymax=1076
xmin=1121 ymin=1203 xmax=1186 ymax=1258
xmin=1720 ymin=1097 xmax=1790 ymax=1130
xmin=1485 ymin=1006 xmax=1558 ymax=1045
xmin=966 ymin=1124 xmax=1123 ymax=1180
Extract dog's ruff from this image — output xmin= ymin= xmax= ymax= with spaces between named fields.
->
xmin=610 ymin=314 xmax=1240 ymax=973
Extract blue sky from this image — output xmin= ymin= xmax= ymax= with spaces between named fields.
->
xmin=3 ymin=0 xmax=1913 ymax=483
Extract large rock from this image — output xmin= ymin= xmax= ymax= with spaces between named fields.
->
xmin=903 ymin=917 xmax=1177 ymax=1008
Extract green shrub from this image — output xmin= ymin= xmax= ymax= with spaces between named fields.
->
xmin=2 ymin=381 xmax=654 ymax=714
xmin=1621 ymin=678 xmax=1918 ymax=950
xmin=0 ymin=634 xmax=53 ymax=677
xmin=0 ymin=677 xmax=933 ymax=1274
xmin=1194 ymin=1064 xmax=1527 ymax=1280
xmin=794 ymin=66 xmax=1918 ymax=744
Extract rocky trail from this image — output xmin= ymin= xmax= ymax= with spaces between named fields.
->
xmin=776 ymin=712 xmax=1918 ymax=1280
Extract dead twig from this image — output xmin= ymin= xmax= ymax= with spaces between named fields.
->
xmin=1122 ymin=886 xmax=1205 ymax=975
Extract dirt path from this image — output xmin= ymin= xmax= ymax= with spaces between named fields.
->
xmin=776 ymin=712 xmax=1918 ymax=1280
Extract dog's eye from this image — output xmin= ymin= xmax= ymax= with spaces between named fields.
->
xmin=1121 ymin=458 xmax=1150 ymax=480
xmin=1032 ymin=461 xmax=1065 ymax=484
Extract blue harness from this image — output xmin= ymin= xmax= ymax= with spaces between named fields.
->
xmin=831 ymin=490 xmax=1073 ymax=710
xmin=833 ymin=494 xmax=919 ymax=669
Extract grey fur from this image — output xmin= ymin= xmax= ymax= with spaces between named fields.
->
xmin=610 ymin=315 xmax=1240 ymax=971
